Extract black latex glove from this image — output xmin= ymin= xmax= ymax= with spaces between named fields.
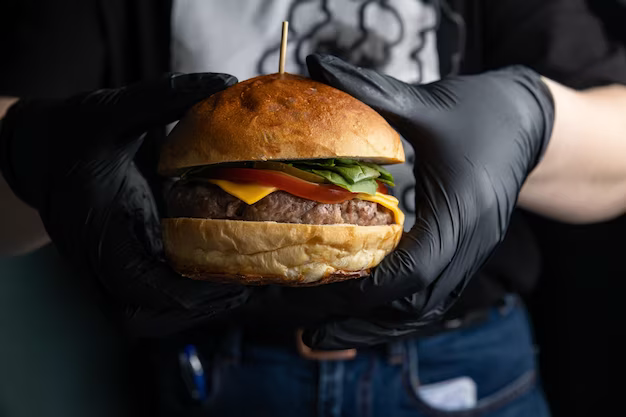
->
xmin=0 ymin=73 xmax=251 ymax=338
xmin=287 ymin=54 xmax=555 ymax=349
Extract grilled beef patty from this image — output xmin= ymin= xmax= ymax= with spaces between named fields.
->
xmin=166 ymin=181 xmax=394 ymax=226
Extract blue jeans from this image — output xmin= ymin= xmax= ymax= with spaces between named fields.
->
xmin=153 ymin=296 xmax=550 ymax=417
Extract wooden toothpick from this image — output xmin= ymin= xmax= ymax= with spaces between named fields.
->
xmin=279 ymin=21 xmax=289 ymax=74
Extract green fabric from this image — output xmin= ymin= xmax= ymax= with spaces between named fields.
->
xmin=0 ymin=245 xmax=126 ymax=417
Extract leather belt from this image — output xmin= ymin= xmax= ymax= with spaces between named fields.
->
xmin=295 ymin=329 xmax=357 ymax=361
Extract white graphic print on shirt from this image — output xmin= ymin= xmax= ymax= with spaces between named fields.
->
xmin=172 ymin=0 xmax=441 ymax=229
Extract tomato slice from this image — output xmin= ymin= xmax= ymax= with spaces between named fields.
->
xmin=209 ymin=168 xmax=357 ymax=203
xmin=376 ymin=182 xmax=388 ymax=194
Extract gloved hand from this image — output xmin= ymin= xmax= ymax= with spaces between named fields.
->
xmin=0 ymin=73 xmax=252 ymax=337
xmin=282 ymin=54 xmax=555 ymax=349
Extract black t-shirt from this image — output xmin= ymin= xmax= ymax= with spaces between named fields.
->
xmin=1 ymin=0 xmax=626 ymax=319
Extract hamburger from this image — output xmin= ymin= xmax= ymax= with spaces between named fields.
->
xmin=158 ymin=73 xmax=405 ymax=286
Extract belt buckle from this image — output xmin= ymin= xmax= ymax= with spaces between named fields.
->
xmin=295 ymin=329 xmax=357 ymax=361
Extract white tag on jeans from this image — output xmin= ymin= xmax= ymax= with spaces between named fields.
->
xmin=418 ymin=376 xmax=477 ymax=411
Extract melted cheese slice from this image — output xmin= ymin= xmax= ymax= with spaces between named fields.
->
xmin=356 ymin=192 xmax=405 ymax=226
xmin=206 ymin=179 xmax=404 ymax=225
xmin=207 ymin=179 xmax=277 ymax=205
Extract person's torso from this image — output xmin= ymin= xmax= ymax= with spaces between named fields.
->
xmin=168 ymin=0 xmax=541 ymax=311
xmin=0 ymin=0 xmax=540 ymax=318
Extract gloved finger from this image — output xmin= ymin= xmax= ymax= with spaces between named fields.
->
xmin=73 ymin=72 xmax=237 ymax=138
xmin=41 ymin=159 xmax=252 ymax=316
xmin=93 ymin=171 xmax=252 ymax=313
xmin=345 ymin=227 xmax=460 ymax=309
xmin=301 ymin=281 xmax=469 ymax=350
xmin=122 ymin=303 xmax=237 ymax=339
xmin=97 ymin=206 xmax=252 ymax=333
xmin=108 ymin=261 xmax=252 ymax=314
xmin=83 ymin=210 xmax=253 ymax=317
xmin=123 ymin=302 xmax=244 ymax=339
xmin=306 ymin=54 xmax=424 ymax=126
xmin=282 ymin=214 xmax=459 ymax=314
xmin=301 ymin=302 xmax=445 ymax=350
xmin=272 ymin=246 xmax=469 ymax=334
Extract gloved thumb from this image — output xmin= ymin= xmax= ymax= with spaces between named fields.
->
xmin=72 ymin=72 xmax=238 ymax=138
xmin=306 ymin=54 xmax=419 ymax=125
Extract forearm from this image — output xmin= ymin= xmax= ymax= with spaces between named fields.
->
xmin=519 ymin=80 xmax=626 ymax=224
xmin=0 ymin=97 xmax=50 ymax=256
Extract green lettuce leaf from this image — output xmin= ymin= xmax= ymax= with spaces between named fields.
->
xmin=328 ymin=164 xmax=381 ymax=184
xmin=311 ymin=169 xmax=379 ymax=194
xmin=183 ymin=158 xmax=395 ymax=196
xmin=294 ymin=159 xmax=337 ymax=167
xmin=290 ymin=158 xmax=393 ymax=195
xmin=361 ymin=162 xmax=394 ymax=186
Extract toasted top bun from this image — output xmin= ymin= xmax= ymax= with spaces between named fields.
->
xmin=158 ymin=73 xmax=405 ymax=176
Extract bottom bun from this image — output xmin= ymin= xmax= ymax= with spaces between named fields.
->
xmin=162 ymin=218 xmax=402 ymax=286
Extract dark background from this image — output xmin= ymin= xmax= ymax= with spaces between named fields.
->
xmin=0 ymin=1 xmax=625 ymax=416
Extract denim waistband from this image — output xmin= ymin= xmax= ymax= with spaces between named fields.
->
xmin=169 ymin=294 xmax=539 ymax=416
